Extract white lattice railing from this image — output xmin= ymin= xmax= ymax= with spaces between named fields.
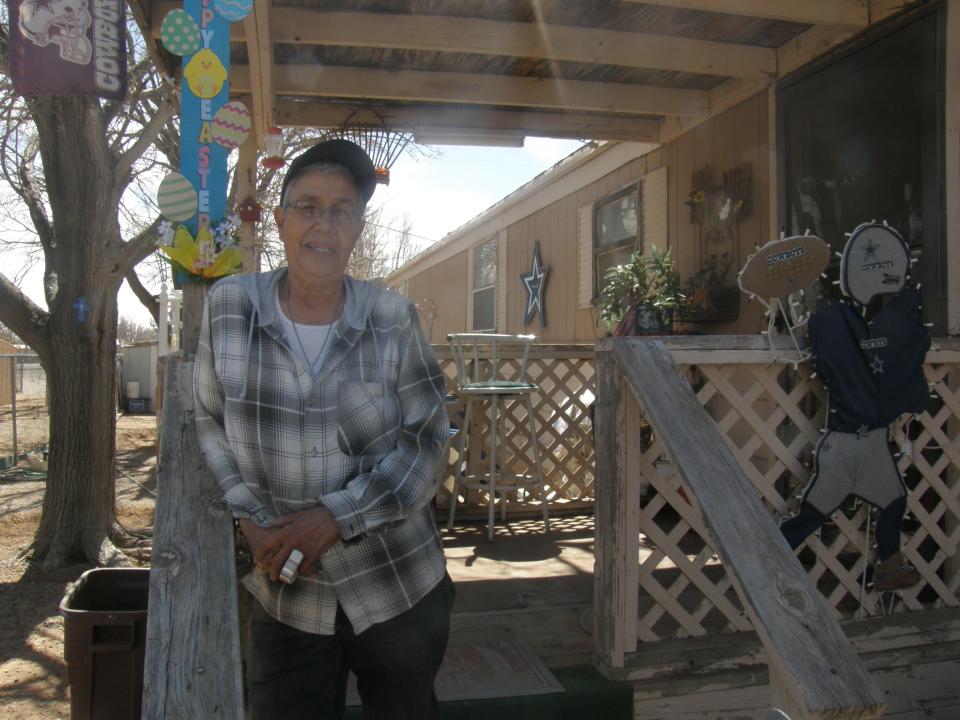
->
xmin=597 ymin=336 xmax=960 ymax=652
xmin=432 ymin=344 xmax=596 ymax=515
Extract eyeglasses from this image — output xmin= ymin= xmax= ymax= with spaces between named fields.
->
xmin=286 ymin=201 xmax=363 ymax=228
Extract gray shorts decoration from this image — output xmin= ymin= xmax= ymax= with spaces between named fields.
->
xmin=802 ymin=428 xmax=906 ymax=514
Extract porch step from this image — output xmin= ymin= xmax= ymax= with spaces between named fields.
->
xmin=344 ymin=665 xmax=632 ymax=720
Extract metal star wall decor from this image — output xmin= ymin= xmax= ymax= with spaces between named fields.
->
xmin=521 ymin=240 xmax=549 ymax=328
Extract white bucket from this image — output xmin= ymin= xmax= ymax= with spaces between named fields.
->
xmin=126 ymin=381 xmax=141 ymax=399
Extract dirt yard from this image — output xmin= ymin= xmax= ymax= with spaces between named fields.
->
xmin=0 ymin=414 xmax=158 ymax=719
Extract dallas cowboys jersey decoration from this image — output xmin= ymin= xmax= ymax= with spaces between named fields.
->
xmin=809 ymin=288 xmax=930 ymax=432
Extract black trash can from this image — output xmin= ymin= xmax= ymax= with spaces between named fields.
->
xmin=59 ymin=567 xmax=150 ymax=720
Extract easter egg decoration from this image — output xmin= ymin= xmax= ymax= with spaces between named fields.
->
xmin=211 ymin=101 xmax=252 ymax=149
xmin=214 ymin=0 xmax=253 ymax=23
xmin=157 ymin=172 xmax=199 ymax=222
xmin=160 ymin=9 xmax=201 ymax=57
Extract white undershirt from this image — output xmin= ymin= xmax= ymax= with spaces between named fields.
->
xmin=275 ymin=287 xmax=335 ymax=373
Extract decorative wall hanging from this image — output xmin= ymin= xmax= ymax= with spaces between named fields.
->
xmin=154 ymin=0 xmax=246 ymax=281
xmin=521 ymin=241 xmax=549 ymax=328
xmin=7 ymin=0 xmax=127 ymax=99
xmin=680 ymin=162 xmax=752 ymax=322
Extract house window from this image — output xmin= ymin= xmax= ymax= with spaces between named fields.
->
xmin=472 ymin=240 xmax=496 ymax=331
xmin=594 ymin=184 xmax=641 ymax=298
xmin=779 ymin=7 xmax=945 ymax=331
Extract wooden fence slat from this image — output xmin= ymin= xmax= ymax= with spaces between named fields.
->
xmin=142 ymin=359 xmax=244 ymax=720
xmin=611 ymin=338 xmax=886 ymax=719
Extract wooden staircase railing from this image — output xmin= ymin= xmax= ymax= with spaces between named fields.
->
xmin=594 ymin=338 xmax=886 ymax=719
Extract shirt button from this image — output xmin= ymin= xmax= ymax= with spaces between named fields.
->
xmin=311 ymin=447 xmax=319 ymax=457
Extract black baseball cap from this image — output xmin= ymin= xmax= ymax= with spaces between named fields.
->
xmin=281 ymin=138 xmax=377 ymax=205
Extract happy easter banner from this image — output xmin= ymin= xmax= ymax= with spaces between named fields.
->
xmin=156 ymin=0 xmax=252 ymax=279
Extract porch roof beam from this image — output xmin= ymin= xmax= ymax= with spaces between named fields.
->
xmin=270 ymin=10 xmax=774 ymax=81
xmin=231 ymin=65 xmax=709 ymax=117
xmin=274 ymin=101 xmax=663 ymax=142
xmin=620 ymin=0 xmax=870 ymax=28
xmin=150 ymin=5 xmax=775 ymax=80
xmin=241 ymin=0 xmax=273 ymax=144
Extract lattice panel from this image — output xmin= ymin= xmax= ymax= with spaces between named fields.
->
xmin=434 ymin=350 xmax=596 ymax=513
xmin=632 ymin=356 xmax=960 ymax=642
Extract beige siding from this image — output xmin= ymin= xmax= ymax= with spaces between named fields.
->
xmin=403 ymin=93 xmax=771 ymax=342
xmin=407 ymin=249 xmax=468 ymax=343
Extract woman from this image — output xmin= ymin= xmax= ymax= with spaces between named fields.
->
xmin=194 ymin=139 xmax=453 ymax=719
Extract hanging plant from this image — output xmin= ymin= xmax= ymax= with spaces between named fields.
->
xmin=156 ymin=215 xmax=244 ymax=281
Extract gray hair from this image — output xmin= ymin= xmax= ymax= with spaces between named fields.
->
xmin=280 ymin=162 xmax=365 ymax=210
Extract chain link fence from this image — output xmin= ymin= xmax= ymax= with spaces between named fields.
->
xmin=0 ymin=354 xmax=48 ymax=471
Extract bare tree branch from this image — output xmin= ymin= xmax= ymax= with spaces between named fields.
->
xmin=114 ymin=98 xmax=175 ymax=189
xmin=0 ymin=272 xmax=50 ymax=358
xmin=0 ymin=23 xmax=10 ymax=77
xmin=114 ymin=215 xmax=163 ymax=273
xmin=16 ymin=142 xmax=54 ymax=251
xmin=124 ymin=269 xmax=160 ymax=325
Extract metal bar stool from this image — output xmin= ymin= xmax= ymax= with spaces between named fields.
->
xmin=446 ymin=333 xmax=550 ymax=540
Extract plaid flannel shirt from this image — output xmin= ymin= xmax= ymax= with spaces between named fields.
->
xmin=194 ymin=269 xmax=449 ymax=634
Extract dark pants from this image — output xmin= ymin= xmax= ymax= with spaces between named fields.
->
xmin=246 ymin=574 xmax=455 ymax=720
xmin=780 ymin=496 xmax=906 ymax=561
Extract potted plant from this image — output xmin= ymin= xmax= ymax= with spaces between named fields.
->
xmin=598 ymin=246 xmax=685 ymax=336
xmin=677 ymin=255 xmax=741 ymax=324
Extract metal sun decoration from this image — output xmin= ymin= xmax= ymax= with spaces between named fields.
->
xmin=521 ymin=240 xmax=549 ymax=328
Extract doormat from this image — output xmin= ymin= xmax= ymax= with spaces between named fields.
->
xmin=347 ymin=631 xmax=564 ymax=704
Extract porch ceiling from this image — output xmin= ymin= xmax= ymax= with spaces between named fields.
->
xmin=128 ymin=0 xmax=911 ymax=148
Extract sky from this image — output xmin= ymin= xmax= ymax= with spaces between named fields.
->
xmin=370 ymin=137 xmax=584 ymax=249
xmin=99 ymin=137 xmax=583 ymax=327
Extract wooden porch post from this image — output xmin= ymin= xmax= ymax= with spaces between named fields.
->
xmin=593 ymin=348 xmax=640 ymax=669
xmin=142 ymin=359 xmax=244 ymax=719
xmin=236 ymin=104 xmax=260 ymax=274
xmin=947 ymin=0 xmax=960 ymax=335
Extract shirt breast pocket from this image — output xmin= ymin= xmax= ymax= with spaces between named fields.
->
xmin=337 ymin=381 xmax=398 ymax=457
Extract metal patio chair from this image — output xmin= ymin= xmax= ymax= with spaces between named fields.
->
xmin=446 ymin=333 xmax=550 ymax=540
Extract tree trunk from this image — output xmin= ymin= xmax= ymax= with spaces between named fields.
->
xmin=25 ymin=96 xmax=127 ymax=567
xmin=30 ymin=297 xmax=124 ymax=567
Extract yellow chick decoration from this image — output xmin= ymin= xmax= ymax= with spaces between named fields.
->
xmin=184 ymin=49 xmax=228 ymax=99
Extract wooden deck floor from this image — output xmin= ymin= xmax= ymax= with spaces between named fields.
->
xmin=442 ymin=512 xmax=596 ymax=669
xmin=442 ymin=513 xmax=960 ymax=719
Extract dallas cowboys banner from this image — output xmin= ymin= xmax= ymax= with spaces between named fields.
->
xmin=7 ymin=0 xmax=127 ymax=99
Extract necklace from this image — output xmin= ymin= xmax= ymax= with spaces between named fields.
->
xmin=283 ymin=280 xmax=344 ymax=374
